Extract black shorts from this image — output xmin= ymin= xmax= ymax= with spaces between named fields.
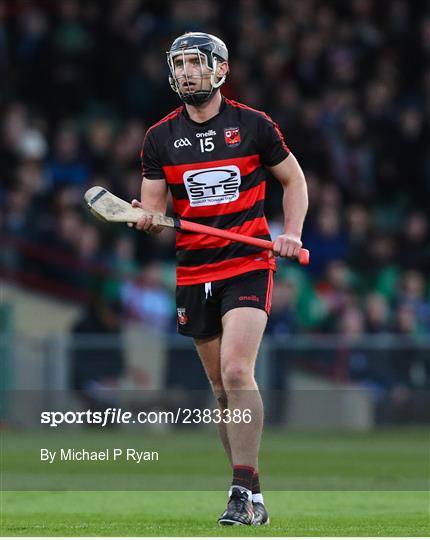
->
xmin=176 ymin=269 xmax=274 ymax=338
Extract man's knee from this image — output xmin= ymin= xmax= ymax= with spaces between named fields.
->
xmin=222 ymin=361 xmax=254 ymax=389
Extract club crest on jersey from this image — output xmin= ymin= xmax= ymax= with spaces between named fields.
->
xmin=224 ymin=127 xmax=241 ymax=147
xmin=177 ymin=307 xmax=188 ymax=325
xmin=183 ymin=165 xmax=241 ymax=207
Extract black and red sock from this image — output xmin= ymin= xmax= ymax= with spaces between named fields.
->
xmin=232 ymin=465 xmax=255 ymax=491
xmin=252 ymin=471 xmax=261 ymax=494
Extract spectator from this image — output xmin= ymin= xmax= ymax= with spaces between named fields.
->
xmin=397 ymin=212 xmax=430 ymax=273
xmin=45 ymin=126 xmax=89 ymax=188
xmin=397 ymin=270 xmax=430 ymax=332
xmin=303 ymin=206 xmax=350 ymax=277
xmin=266 ymin=280 xmax=298 ymax=336
xmin=364 ymin=292 xmax=390 ymax=334
xmin=70 ymin=294 xmax=125 ymax=411
xmin=121 ymin=261 xmax=174 ymax=332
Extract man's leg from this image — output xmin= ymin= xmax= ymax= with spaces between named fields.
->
xmin=194 ymin=335 xmax=232 ymax=465
xmin=220 ymin=307 xmax=266 ymax=470
xmin=217 ymin=307 xmax=268 ymax=526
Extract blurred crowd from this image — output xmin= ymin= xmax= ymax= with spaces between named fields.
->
xmin=1 ymin=0 xmax=430 ymax=341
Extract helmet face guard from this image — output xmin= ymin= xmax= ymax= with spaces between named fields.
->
xmin=167 ymin=33 xmax=228 ymax=106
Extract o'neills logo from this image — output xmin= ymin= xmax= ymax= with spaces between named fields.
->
xmin=196 ymin=130 xmax=217 ymax=138
xmin=239 ymin=295 xmax=260 ymax=302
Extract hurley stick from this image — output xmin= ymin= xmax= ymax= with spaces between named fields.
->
xmin=85 ymin=186 xmax=310 ymax=265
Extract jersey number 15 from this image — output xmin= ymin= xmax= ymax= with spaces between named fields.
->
xmin=199 ymin=137 xmax=215 ymax=153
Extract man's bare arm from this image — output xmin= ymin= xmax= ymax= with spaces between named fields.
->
xmin=268 ymin=153 xmax=309 ymax=258
xmin=131 ymin=178 xmax=168 ymax=233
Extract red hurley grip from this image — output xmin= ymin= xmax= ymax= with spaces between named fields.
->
xmin=179 ymin=219 xmax=310 ymax=266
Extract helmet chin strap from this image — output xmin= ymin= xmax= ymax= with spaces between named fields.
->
xmin=180 ymin=88 xmax=217 ymax=106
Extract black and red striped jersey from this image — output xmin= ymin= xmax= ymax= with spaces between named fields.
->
xmin=140 ymin=97 xmax=290 ymax=286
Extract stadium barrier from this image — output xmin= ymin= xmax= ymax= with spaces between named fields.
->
xmin=3 ymin=333 xmax=429 ymax=429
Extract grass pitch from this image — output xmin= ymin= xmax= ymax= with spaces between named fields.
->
xmin=1 ymin=427 xmax=429 ymax=536
xmin=2 ymin=490 xmax=428 ymax=536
